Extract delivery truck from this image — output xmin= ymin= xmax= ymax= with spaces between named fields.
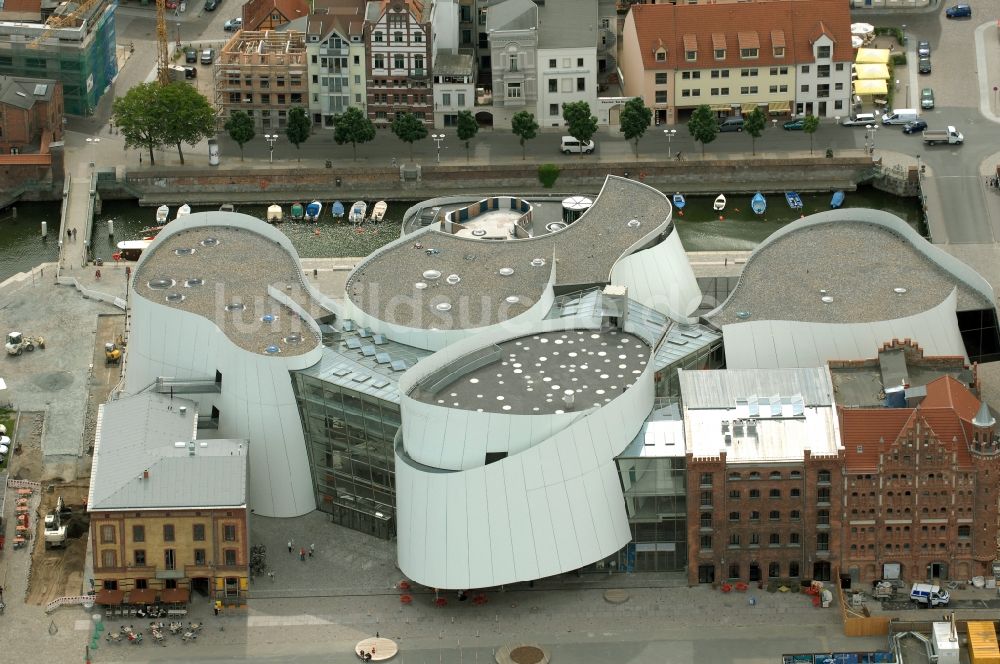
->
xmin=923 ymin=126 xmax=964 ymax=145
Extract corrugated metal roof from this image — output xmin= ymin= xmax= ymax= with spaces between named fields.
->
xmin=679 ymin=366 xmax=834 ymax=409
xmin=89 ymin=393 xmax=247 ymax=511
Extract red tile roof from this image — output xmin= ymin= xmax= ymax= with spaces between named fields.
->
xmin=629 ymin=0 xmax=852 ymax=71
xmin=840 ymin=376 xmax=983 ymax=471
xmin=242 ymin=0 xmax=308 ymax=31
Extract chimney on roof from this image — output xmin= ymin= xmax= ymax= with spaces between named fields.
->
xmin=188 ymin=441 xmax=196 ymax=456
xmin=143 ymin=469 xmax=149 ymax=479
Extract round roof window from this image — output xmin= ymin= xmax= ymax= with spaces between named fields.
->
xmin=165 ymin=292 xmax=185 ymax=303
xmin=499 ymin=267 xmax=514 ymax=276
xmin=446 ymin=274 xmax=461 ymax=285
xmin=627 ymin=219 xmax=641 ymax=228
xmin=261 ymin=314 xmax=277 ymax=323
xmin=264 ymin=345 xmax=280 ymax=354
xmin=147 ymin=278 xmax=175 ymax=290
xmin=415 ymin=282 xmax=428 ymax=290
xmin=225 ymin=303 xmax=246 ymax=312
xmin=530 ymin=258 xmax=546 ymax=267
xmin=200 ymin=237 xmax=219 ymax=247
xmin=435 ymin=302 xmax=452 ymax=312
xmin=184 ymin=278 xmax=204 ymax=288
xmin=423 ymin=269 xmax=441 ymax=280
xmin=505 ymin=296 xmax=520 ymax=304
xmin=174 ymin=247 xmax=195 ymax=256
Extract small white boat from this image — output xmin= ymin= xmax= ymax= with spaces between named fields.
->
xmin=305 ymin=200 xmax=323 ymax=222
xmin=266 ymin=204 xmax=283 ymax=223
xmin=350 ymin=201 xmax=367 ymax=224
xmin=370 ymin=201 xmax=387 ymax=222
xmin=117 ymin=239 xmax=152 ymax=261
xmin=155 ymin=205 xmax=170 ymax=223
xmin=219 ymin=203 xmax=235 ymax=213
xmin=713 ymin=194 xmax=727 ymax=211
xmin=175 ymin=204 xmax=191 ymax=219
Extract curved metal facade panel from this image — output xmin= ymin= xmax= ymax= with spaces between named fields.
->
xmin=395 ymin=321 xmax=654 ymax=589
xmin=722 ymin=290 xmax=967 ymax=369
xmin=611 ymin=230 xmax=702 ymax=321
xmin=125 ymin=297 xmax=319 ymax=518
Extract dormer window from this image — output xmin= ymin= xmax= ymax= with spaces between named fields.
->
xmin=817 ymin=45 xmax=831 ymax=59
xmin=773 ymin=46 xmax=784 ymax=57
xmin=714 ymin=49 xmax=725 ymax=60
xmin=655 ymin=48 xmax=666 ymax=62
xmin=770 ymin=30 xmax=786 ymax=59
xmin=737 ymin=31 xmax=760 ymax=60
xmin=740 ymin=47 xmax=758 ymax=59
xmin=683 ymin=34 xmax=697 ymax=62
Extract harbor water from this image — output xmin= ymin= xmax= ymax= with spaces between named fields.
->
xmin=0 ymin=186 xmax=923 ymax=284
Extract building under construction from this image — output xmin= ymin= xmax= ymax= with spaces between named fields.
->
xmin=215 ymin=29 xmax=307 ymax=131
xmin=0 ymin=0 xmax=117 ymax=116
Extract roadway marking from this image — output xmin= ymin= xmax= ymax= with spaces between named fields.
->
xmin=247 ymin=614 xmax=335 ymax=627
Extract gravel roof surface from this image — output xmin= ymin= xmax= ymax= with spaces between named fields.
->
xmin=134 ymin=226 xmax=319 ymax=356
xmin=709 ymin=221 xmax=993 ymax=326
xmin=348 ymin=177 xmax=670 ymax=330
xmin=410 ymin=329 xmax=650 ymax=414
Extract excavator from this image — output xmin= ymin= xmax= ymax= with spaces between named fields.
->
xmin=105 ymin=342 xmax=122 ymax=366
xmin=44 ymin=496 xmax=70 ymax=549
xmin=6 ymin=331 xmax=45 ymax=356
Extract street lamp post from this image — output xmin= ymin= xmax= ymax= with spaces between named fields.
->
xmin=663 ymin=129 xmax=677 ymax=159
xmin=431 ymin=133 xmax=446 ymax=163
xmin=264 ymin=133 xmax=278 ymax=164
xmin=865 ymin=124 xmax=878 ymax=155
xmin=85 ymin=137 xmax=101 ymax=168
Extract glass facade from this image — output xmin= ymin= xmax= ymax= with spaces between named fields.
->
xmin=614 ymin=455 xmax=688 ymax=572
xmin=291 ymin=372 xmax=400 ymax=540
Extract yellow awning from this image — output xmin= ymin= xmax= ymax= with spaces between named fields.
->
xmin=855 ymin=48 xmax=890 ymax=64
xmin=768 ymin=100 xmax=791 ymax=112
xmin=741 ymin=103 xmax=758 ymax=114
xmin=853 ymin=79 xmax=888 ymax=95
xmin=854 ymin=63 xmax=890 ymax=80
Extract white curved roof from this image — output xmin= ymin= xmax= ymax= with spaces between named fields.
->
xmin=721 ymin=289 xmax=967 ymax=369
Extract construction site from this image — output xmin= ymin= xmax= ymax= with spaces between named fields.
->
xmin=0 ymin=0 xmax=118 ymax=115
xmin=214 ymin=29 xmax=308 ymax=130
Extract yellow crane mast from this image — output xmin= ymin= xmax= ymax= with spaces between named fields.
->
xmin=155 ymin=0 xmax=171 ymax=86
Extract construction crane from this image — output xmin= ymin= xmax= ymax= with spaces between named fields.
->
xmin=155 ymin=0 xmax=171 ymax=85
xmin=27 ymin=0 xmax=104 ymax=48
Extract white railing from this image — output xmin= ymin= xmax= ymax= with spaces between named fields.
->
xmin=6 ymin=478 xmax=42 ymax=490
xmin=46 ymin=595 xmax=95 ymax=614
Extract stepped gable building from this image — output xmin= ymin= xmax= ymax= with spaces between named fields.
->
xmin=681 ymin=367 xmax=844 ymax=586
xmin=838 ymin=373 xmax=1000 ymax=584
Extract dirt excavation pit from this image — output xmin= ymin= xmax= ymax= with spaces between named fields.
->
xmin=26 ymin=480 xmax=91 ymax=605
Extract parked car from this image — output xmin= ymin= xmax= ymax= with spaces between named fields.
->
xmin=920 ymin=88 xmax=935 ymax=109
xmin=204 ymin=0 xmax=220 ymax=11
xmin=184 ymin=66 xmax=197 ymax=80
xmin=718 ymin=116 xmax=744 ymax=132
xmin=223 ymin=17 xmax=242 ymax=31
xmin=560 ymin=136 xmax=595 ymax=154
xmin=782 ymin=118 xmax=805 ymax=131
xmin=200 ymin=48 xmax=215 ymax=65
xmin=902 ymin=119 xmax=928 ymax=134
xmin=945 ymin=3 xmax=971 ymax=18
xmin=918 ymin=56 xmax=931 ymax=74
xmin=917 ymin=40 xmax=931 ymax=57
xmin=184 ymin=47 xmax=197 ymax=64
xmin=841 ymin=113 xmax=877 ymax=127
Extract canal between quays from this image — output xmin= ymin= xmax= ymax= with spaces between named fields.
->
xmin=0 ymin=186 xmax=923 ymax=284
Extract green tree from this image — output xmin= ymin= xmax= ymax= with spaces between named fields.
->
xmin=687 ymin=104 xmax=719 ymax=157
xmin=391 ymin=112 xmax=428 ymax=162
xmin=112 ymin=82 xmax=167 ymax=165
xmin=744 ymin=107 xmax=766 ymax=156
xmin=561 ymin=101 xmax=598 ymax=156
xmin=333 ymin=107 xmax=376 ymax=161
xmin=456 ymin=110 xmax=479 ymax=162
xmin=802 ymin=114 xmax=820 ymax=155
xmin=285 ymin=107 xmax=311 ymax=161
xmin=619 ymin=97 xmax=652 ymax=159
xmin=224 ymin=110 xmax=255 ymax=161
xmin=156 ymin=82 xmax=217 ymax=165
xmin=511 ymin=110 xmax=539 ymax=160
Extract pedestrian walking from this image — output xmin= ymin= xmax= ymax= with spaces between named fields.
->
xmin=309 ymin=543 xmax=315 ymax=557
xmin=267 ymin=571 xmax=275 ymax=582
xmin=299 ymin=547 xmax=306 ymax=561
xmin=288 ymin=539 xmax=293 ymax=553
xmin=67 ymin=228 xmax=71 ymax=240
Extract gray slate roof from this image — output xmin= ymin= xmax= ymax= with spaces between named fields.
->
xmin=0 ymin=74 xmax=55 ymax=110
xmin=486 ymin=0 xmax=536 ymax=32
xmin=537 ymin=0 xmax=597 ymax=49
xmin=88 ymin=393 xmax=248 ymax=511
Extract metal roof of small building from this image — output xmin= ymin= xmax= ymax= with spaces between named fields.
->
xmin=88 ymin=393 xmax=248 ymax=511
xmin=0 ymin=74 xmax=55 ymax=110
xmin=432 ymin=52 xmax=474 ymax=76
xmin=679 ymin=366 xmax=835 ymax=409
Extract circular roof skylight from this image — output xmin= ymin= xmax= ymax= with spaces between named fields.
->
xmin=499 ymin=267 xmax=514 ymax=276
xmin=264 ymin=345 xmax=280 ymax=354
xmin=423 ymin=269 xmax=441 ymax=280
xmin=147 ymin=278 xmax=175 ymax=290
xmin=174 ymin=247 xmax=195 ymax=256
xmin=200 ymin=237 xmax=219 ymax=247
xmin=530 ymin=258 xmax=546 ymax=267
xmin=415 ymin=282 xmax=428 ymax=290
xmin=446 ymin=274 xmax=461 ymax=285
xmin=627 ymin=219 xmax=641 ymax=228
xmin=165 ymin=292 xmax=185 ymax=303
xmin=435 ymin=302 xmax=452 ymax=311
xmin=184 ymin=278 xmax=204 ymax=288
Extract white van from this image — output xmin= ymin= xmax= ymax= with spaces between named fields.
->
xmin=882 ymin=109 xmax=920 ymax=125
xmin=909 ymin=583 xmax=950 ymax=607
xmin=560 ymin=136 xmax=595 ymax=154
